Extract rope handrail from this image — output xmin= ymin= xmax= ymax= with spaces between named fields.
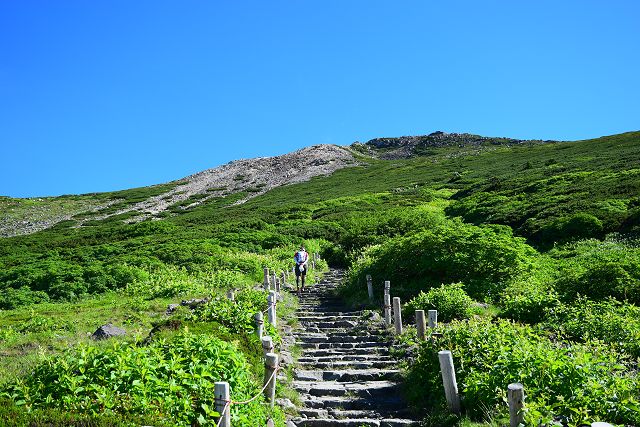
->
xmin=215 ymin=365 xmax=281 ymax=426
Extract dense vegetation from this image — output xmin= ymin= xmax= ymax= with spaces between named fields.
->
xmin=0 ymin=130 xmax=639 ymax=425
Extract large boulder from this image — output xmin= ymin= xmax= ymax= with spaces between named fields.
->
xmin=92 ymin=323 xmax=126 ymax=340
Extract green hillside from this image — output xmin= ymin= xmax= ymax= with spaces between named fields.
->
xmin=1 ymin=131 xmax=639 ymax=426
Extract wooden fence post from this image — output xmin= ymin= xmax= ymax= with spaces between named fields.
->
xmin=267 ymin=291 xmax=277 ymax=327
xmin=312 ymin=260 xmax=316 ymax=270
xmin=214 ymin=381 xmax=230 ymax=427
xmin=393 ymin=297 xmax=403 ymax=335
xmin=254 ymin=312 xmax=264 ymax=338
xmin=415 ymin=310 xmax=426 ymax=340
xmin=271 ymin=272 xmax=277 ymax=289
xmin=264 ymin=352 xmax=279 ymax=406
xmin=508 ymin=383 xmax=525 ymax=427
xmin=281 ymin=272 xmax=286 ymax=286
xmin=261 ymin=336 xmax=274 ymax=356
xmin=428 ymin=309 xmax=438 ymax=328
xmin=263 ymin=267 xmax=270 ymax=290
xmin=366 ymin=274 xmax=374 ymax=301
xmin=274 ymin=278 xmax=281 ymax=293
xmin=383 ymin=281 xmax=391 ymax=326
xmin=438 ymin=350 xmax=461 ymax=414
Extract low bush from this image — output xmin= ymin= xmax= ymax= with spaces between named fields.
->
xmin=544 ymin=297 xmax=640 ymax=358
xmin=1 ymin=331 xmax=284 ymax=426
xmin=405 ymin=318 xmax=640 ymax=426
xmin=403 ymin=283 xmax=474 ymax=322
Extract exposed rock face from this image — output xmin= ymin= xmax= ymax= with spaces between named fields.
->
xmin=354 ymin=131 xmax=557 ymax=159
xmin=86 ymin=144 xmax=358 ymax=223
xmin=91 ymin=323 xmax=126 ymax=340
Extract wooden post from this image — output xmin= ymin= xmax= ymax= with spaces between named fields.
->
xmin=267 ymin=291 xmax=277 ymax=327
xmin=438 ymin=350 xmax=461 ymax=414
xmin=383 ymin=293 xmax=392 ymax=326
xmin=261 ymin=336 xmax=274 ymax=356
xmin=274 ymin=278 xmax=281 ymax=293
xmin=393 ymin=297 xmax=402 ymax=335
xmin=281 ymin=272 xmax=286 ymax=286
xmin=508 ymin=383 xmax=525 ymax=427
xmin=271 ymin=272 xmax=277 ymax=289
xmin=263 ymin=267 xmax=270 ymax=290
xmin=415 ymin=310 xmax=426 ymax=340
xmin=428 ymin=309 xmax=438 ymax=328
xmin=312 ymin=260 xmax=316 ymax=270
xmin=366 ymin=274 xmax=374 ymax=301
xmin=214 ymin=381 xmax=230 ymax=427
xmin=383 ymin=281 xmax=391 ymax=325
xmin=254 ymin=312 xmax=264 ymax=338
xmin=226 ymin=290 xmax=235 ymax=301
xmin=264 ymin=352 xmax=278 ymax=406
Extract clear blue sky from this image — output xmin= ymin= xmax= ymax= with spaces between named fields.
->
xmin=2 ymin=1 xmax=639 ymax=197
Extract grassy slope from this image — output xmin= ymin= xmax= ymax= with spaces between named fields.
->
xmin=0 ymin=130 xmax=638 ymax=425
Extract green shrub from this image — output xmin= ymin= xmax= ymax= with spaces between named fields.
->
xmin=544 ymin=297 xmax=640 ymax=358
xmin=404 ymin=283 xmax=474 ymax=322
xmin=1 ymin=331 xmax=283 ymax=426
xmin=344 ymin=219 xmax=536 ymax=302
xmin=406 ymin=318 xmax=640 ymax=426
xmin=538 ymin=212 xmax=604 ymax=244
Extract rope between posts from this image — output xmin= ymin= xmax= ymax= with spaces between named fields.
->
xmin=232 ymin=365 xmax=281 ymax=405
xmin=261 ymin=300 xmax=277 ymax=314
xmin=215 ymin=366 xmax=281 ymax=426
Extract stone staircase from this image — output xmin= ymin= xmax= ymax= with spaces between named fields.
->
xmin=289 ymin=269 xmax=418 ymax=427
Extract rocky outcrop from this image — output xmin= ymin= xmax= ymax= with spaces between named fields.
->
xmin=91 ymin=323 xmax=126 ymax=340
xmin=353 ymin=131 xmax=557 ymax=159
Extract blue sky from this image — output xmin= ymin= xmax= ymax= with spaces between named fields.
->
xmin=2 ymin=1 xmax=639 ymax=197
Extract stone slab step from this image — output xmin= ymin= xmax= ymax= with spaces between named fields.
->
xmin=294 ymin=369 xmax=400 ymax=382
xmin=294 ymin=335 xmax=386 ymax=344
xmin=299 ymin=341 xmax=385 ymax=349
xmin=298 ymin=360 xmax=398 ymax=369
xmin=293 ymin=380 xmax=399 ymax=397
xmin=298 ymin=354 xmax=395 ymax=363
xmin=301 ymin=348 xmax=390 ymax=357
xmin=292 ymin=418 xmax=418 ymax=427
xmin=301 ymin=395 xmax=405 ymax=411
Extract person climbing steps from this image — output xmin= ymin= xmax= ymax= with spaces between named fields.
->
xmin=294 ymin=245 xmax=309 ymax=295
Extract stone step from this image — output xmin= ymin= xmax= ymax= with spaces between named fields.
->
xmin=301 ymin=348 xmax=390 ymax=357
xmin=292 ymin=418 xmax=418 ymax=427
xmin=294 ymin=369 xmax=400 ymax=382
xmin=300 ymin=321 xmax=360 ymax=329
xmin=293 ymin=380 xmax=399 ymax=397
xmin=301 ymin=395 xmax=405 ymax=411
xmin=298 ymin=315 xmax=360 ymax=322
xmin=299 ymin=341 xmax=385 ymax=350
xmin=294 ymin=334 xmax=386 ymax=344
xmin=298 ymin=360 xmax=398 ymax=369
xmin=298 ymin=354 xmax=395 ymax=363
xmin=297 ymin=311 xmax=363 ymax=317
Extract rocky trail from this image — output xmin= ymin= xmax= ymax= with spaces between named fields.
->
xmin=288 ymin=269 xmax=419 ymax=427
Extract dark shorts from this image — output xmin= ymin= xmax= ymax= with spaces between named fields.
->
xmin=295 ymin=264 xmax=307 ymax=277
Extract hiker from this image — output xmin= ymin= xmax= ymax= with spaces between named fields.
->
xmin=294 ymin=246 xmax=309 ymax=294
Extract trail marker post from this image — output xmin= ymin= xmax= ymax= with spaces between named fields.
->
xmin=254 ymin=312 xmax=264 ymax=338
xmin=383 ymin=281 xmax=392 ymax=326
xmin=393 ymin=297 xmax=403 ymax=335
xmin=428 ymin=310 xmax=438 ymax=328
xmin=366 ymin=274 xmax=374 ymax=301
xmin=415 ymin=310 xmax=426 ymax=340
xmin=261 ymin=336 xmax=274 ymax=357
xmin=438 ymin=350 xmax=461 ymax=414
xmin=267 ymin=291 xmax=277 ymax=327
xmin=264 ymin=353 xmax=279 ymax=406
xmin=214 ymin=381 xmax=230 ymax=427
xmin=508 ymin=383 xmax=525 ymax=427
xmin=263 ymin=267 xmax=270 ymax=291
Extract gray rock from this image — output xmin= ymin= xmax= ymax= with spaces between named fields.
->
xmin=276 ymin=398 xmax=297 ymax=410
xmin=165 ymin=303 xmax=180 ymax=315
xmin=92 ymin=323 xmax=126 ymax=340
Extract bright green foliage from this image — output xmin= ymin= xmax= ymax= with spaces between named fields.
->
xmin=1 ymin=331 xmax=283 ymax=426
xmin=404 ymin=283 xmax=474 ymax=322
xmin=545 ymin=297 xmax=640 ymax=358
xmin=345 ymin=219 xmax=536 ymax=302
xmin=406 ymin=318 xmax=640 ymax=426
xmin=551 ymin=238 xmax=640 ymax=304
